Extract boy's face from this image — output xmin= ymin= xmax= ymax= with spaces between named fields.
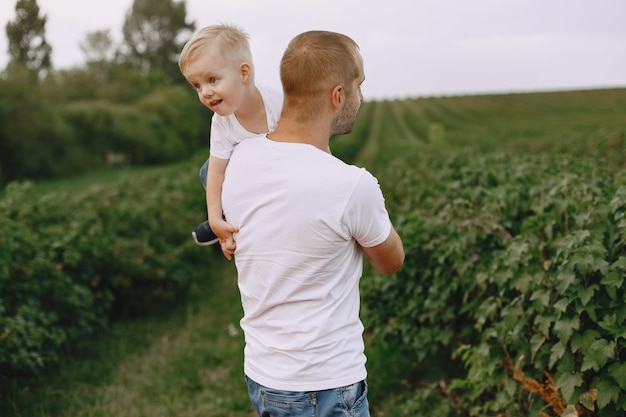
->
xmin=183 ymin=45 xmax=249 ymax=116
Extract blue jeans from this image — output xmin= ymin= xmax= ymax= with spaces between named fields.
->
xmin=199 ymin=159 xmax=209 ymax=189
xmin=245 ymin=376 xmax=370 ymax=417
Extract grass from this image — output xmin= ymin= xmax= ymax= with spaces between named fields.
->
xmin=4 ymin=259 xmax=255 ymax=417
xmin=353 ymin=88 xmax=626 ymax=172
xmin=26 ymin=156 xmax=205 ymax=198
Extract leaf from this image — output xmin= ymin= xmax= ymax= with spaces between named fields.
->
xmin=576 ymin=284 xmax=597 ymax=307
xmin=601 ymin=270 xmax=624 ymax=289
xmin=534 ymin=314 xmax=555 ymax=335
xmin=530 ymin=288 xmax=551 ymax=308
xmin=581 ymin=339 xmax=615 ymax=371
xmin=570 ymin=329 xmax=601 ymax=353
xmin=555 ymin=270 xmax=576 ymax=293
xmin=553 ymin=316 xmax=580 ymax=344
xmin=609 ymin=362 xmax=626 ymax=390
xmin=549 ymin=341 xmax=566 ymax=368
xmin=556 ymin=372 xmax=583 ymax=403
xmin=561 ymin=404 xmax=579 ymax=417
xmin=598 ymin=314 xmax=617 ymax=329
xmin=578 ymin=389 xmax=597 ymax=411
xmin=595 ymin=377 xmax=621 ymax=408
xmin=553 ymin=298 xmax=569 ymax=313
xmin=610 ymin=255 xmax=626 ymax=271
xmin=530 ymin=333 xmax=546 ymax=359
xmin=512 ymin=272 xmax=533 ymax=293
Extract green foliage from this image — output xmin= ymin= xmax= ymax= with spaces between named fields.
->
xmin=362 ymin=147 xmax=626 ymax=416
xmin=1 ymin=61 xmax=206 ymax=186
xmin=0 ymin=0 xmax=206 ymax=187
xmin=135 ymin=84 xmax=204 ymax=150
xmin=41 ymin=62 xmax=146 ymax=104
xmin=80 ymin=29 xmax=117 ymax=64
xmin=2 ymin=87 xmax=626 ymax=416
xmin=5 ymin=0 xmax=51 ymax=78
xmin=121 ymin=0 xmax=195 ymax=83
xmin=344 ymin=89 xmax=626 ymax=175
xmin=60 ymin=90 xmax=198 ymax=167
xmin=0 ymin=66 xmax=91 ymax=184
xmin=1 ymin=261 xmax=252 ymax=417
xmin=0 ymin=161 xmax=213 ymax=381
xmin=331 ymin=87 xmax=626 ymax=417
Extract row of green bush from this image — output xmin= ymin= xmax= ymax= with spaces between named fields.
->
xmin=0 ymin=66 xmax=208 ymax=186
xmin=0 ymin=162 xmax=212 ymax=381
xmin=362 ymin=147 xmax=626 ymax=416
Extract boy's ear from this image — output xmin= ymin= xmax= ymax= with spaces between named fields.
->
xmin=240 ymin=63 xmax=251 ymax=83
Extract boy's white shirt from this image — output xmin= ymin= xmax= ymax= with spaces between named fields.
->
xmin=209 ymin=85 xmax=283 ymax=159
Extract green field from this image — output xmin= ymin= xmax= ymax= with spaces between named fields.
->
xmin=2 ymin=87 xmax=626 ymax=417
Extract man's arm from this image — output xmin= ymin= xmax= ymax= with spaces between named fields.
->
xmin=362 ymin=226 xmax=404 ymax=274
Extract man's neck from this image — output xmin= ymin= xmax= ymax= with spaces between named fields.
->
xmin=267 ymin=117 xmax=332 ymax=153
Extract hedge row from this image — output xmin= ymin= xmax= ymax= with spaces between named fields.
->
xmin=0 ymin=71 xmax=206 ymax=186
xmin=362 ymin=149 xmax=626 ymax=416
xmin=0 ymin=163 xmax=212 ymax=380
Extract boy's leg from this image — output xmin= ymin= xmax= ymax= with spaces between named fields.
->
xmin=199 ymin=159 xmax=209 ymax=189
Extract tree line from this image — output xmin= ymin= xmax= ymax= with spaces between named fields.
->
xmin=0 ymin=0 xmax=210 ymax=186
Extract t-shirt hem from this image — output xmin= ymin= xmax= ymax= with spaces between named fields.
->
xmin=244 ymin=368 xmax=367 ymax=392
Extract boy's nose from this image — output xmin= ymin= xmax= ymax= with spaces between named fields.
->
xmin=200 ymin=84 xmax=214 ymax=97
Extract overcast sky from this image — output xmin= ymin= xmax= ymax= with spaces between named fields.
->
xmin=1 ymin=0 xmax=625 ymax=100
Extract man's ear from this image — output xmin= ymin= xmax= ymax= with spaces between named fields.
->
xmin=240 ymin=63 xmax=251 ymax=83
xmin=330 ymin=85 xmax=343 ymax=110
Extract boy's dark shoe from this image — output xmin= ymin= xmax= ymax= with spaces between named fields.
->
xmin=192 ymin=221 xmax=219 ymax=246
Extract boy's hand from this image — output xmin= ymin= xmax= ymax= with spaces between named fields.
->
xmin=219 ymin=234 xmax=237 ymax=260
xmin=212 ymin=219 xmax=239 ymax=260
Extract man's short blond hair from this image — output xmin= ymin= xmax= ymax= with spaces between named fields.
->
xmin=280 ymin=31 xmax=361 ymax=103
xmin=179 ymin=24 xmax=254 ymax=75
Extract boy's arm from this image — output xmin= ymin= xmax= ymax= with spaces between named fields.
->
xmin=206 ymin=155 xmax=239 ymax=259
xmin=205 ymin=155 xmax=228 ymax=226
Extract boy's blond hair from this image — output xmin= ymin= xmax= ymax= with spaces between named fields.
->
xmin=279 ymin=31 xmax=361 ymax=108
xmin=179 ymin=24 xmax=254 ymax=75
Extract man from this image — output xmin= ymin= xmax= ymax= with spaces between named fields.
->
xmin=221 ymin=30 xmax=404 ymax=417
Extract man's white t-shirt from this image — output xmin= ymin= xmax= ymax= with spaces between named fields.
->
xmin=209 ymin=85 xmax=283 ymax=160
xmin=222 ymin=136 xmax=392 ymax=391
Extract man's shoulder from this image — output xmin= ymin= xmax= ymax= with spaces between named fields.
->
xmin=232 ymin=134 xmax=267 ymax=151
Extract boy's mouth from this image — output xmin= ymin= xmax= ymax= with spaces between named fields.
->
xmin=210 ymin=99 xmax=222 ymax=107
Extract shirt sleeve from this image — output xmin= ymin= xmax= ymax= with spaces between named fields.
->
xmin=209 ymin=114 xmax=235 ymax=159
xmin=343 ymin=169 xmax=392 ymax=248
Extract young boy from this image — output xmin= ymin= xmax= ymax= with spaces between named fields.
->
xmin=178 ymin=24 xmax=283 ymax=258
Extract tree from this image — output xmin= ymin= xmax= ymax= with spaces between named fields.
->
xmin=121 ymin=0 xmax=195 ymax=83
xmin=80 ymin=29 xmax=117 ymax=64
xmin=5 ymin=0 xmax=52 ymax=78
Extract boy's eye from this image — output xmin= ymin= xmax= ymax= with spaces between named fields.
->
xmin=193 ymin=84 xmax=201 ymax=91
xmin=209 ymin=77 xmax=217 ymax=83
